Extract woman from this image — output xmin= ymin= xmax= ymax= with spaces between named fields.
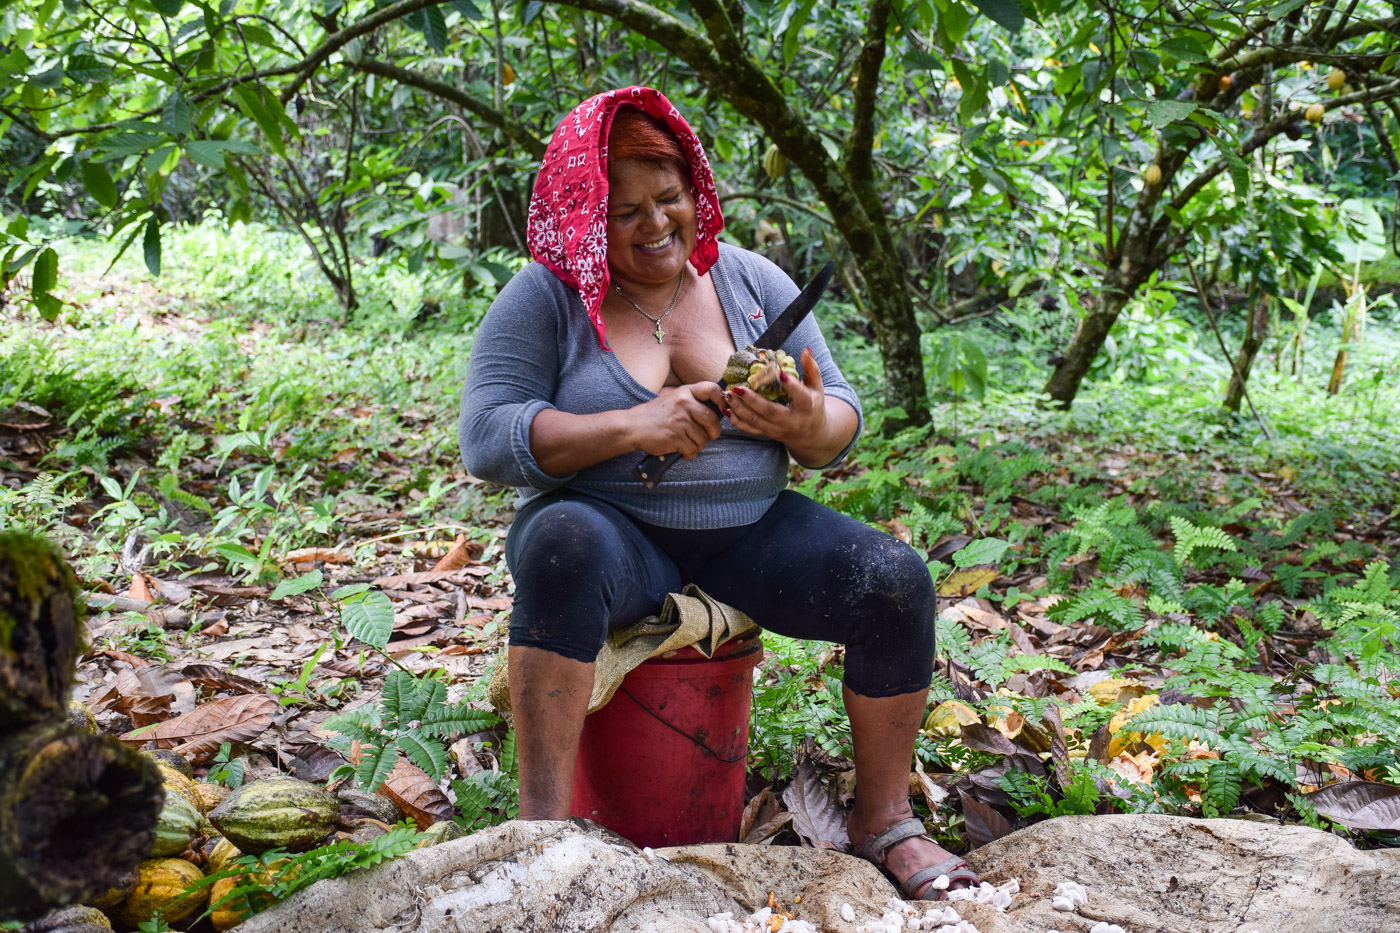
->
xmin=459 ymin=86 xmax=977 ymax=899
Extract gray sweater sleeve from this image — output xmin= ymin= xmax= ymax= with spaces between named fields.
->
xmin=458 ymin=265 xmax=576 ymax=491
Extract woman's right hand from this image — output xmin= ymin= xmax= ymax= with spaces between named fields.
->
xmin=631 ymin=383 xmax=725 ymax=460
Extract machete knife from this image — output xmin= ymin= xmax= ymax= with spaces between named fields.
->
xmin=633 ymin=260 xmax=834 ymax=489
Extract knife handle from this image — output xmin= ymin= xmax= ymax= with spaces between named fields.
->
xmin=633 ymin=398 xmax=724 ymax=488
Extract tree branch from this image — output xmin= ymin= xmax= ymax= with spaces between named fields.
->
xmin=1219 ymin=16 xmax=1400 ymax=72
xmin=718 ymin=190 xmax=834 ymax=224
xmin=0 ymin=104 xmax=52 ymax=142
xmin=1170 ymin=77 xmax=1400 ymax=215
xmin=845 ymin=0 xmax=889 ymax=190
xmin=279 ymin=0 xmax=457 ymax=104
xmin=349 ymin=59 xmax=546 ymax=159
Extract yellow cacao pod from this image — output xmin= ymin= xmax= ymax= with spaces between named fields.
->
xmin=205 ymin=835 xmax=243 ymax=874
xmin=208 ymin=873 xmax=278 ymax=932
xmin=1306 ymin=103 xmax=1325 ymax=124
xmin=115 ymin=858 xmax=207 ymax=928
xmin=502 ymin=62 xmax=515 ymax=86
xmin=209 ymin=776 xmax=340 ymax=853
xmin=762 ymin=143 xmax=786 ymax=180
xmin=160 ymin=765 xmax=205 ymax=813
xmin=1144 ymin=164 xmax=1163 ymax=187
xmin=1327 ymin=68 xmax=1345 ymax=92
xmin=198 ymin=781 xmax=232 ymax=813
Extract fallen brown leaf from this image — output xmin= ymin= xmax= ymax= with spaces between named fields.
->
xmin=121 ymin=693 xmax=277 ymax=762
xmin=958 ymin=789 xmax=1015 ymax=848
xmin=377 ymin=758 xmax=452 ymax=829
xmin=431 ymin=536 xmax=480 ymax=572
xmin=781 ymin=758 xmax=848 ymax=850
xmin=284 ymin=547 xmax=353 ymax=565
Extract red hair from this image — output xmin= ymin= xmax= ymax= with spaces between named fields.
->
xmin=608 ymin=107 xmax=690 ymax=178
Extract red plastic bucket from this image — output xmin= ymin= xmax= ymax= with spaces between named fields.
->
xmin=571 ymin=634 xmax=763 ymax=848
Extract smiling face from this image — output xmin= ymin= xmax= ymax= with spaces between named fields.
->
xmin=605 ymin=158 xmax=697 ymax=292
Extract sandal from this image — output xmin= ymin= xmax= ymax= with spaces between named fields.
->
xmin=851 ymin=817 xmax=980 ymax=901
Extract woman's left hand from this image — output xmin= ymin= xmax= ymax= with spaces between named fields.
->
xmin=723 ymin=346 xmax=830 ymax=447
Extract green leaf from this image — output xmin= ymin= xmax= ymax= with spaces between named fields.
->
xmin=270 ymin=569 xmax=323 ymax=600
xmin=143 ymin=215 xmax=161 ymax=276
xmin=1146 ymin=100 xmax=1198 ymax=129
xmin=185 ymin=139 xmax=227 ymax=169
xmin=31 ymin=247 xmax=58 ymax=293
xmin=162 ymin=92 xmax=191 ymax=137
xmin=451 ymin=0 xmax=485 ymax=18
xmin=213 ymin=542 xmax=257 ymax=564
xmin=421 ymin=5 xmax=448 ymax=53
xmin=150 ymin=0 xmax=184 ymax=15
xmin=231 ymin=85 xmax=285 ymax=155
xmin=967 ymin=0 xmax=1025 ymax=33
xmin=65 ymin=53 xmax=111 ymax=83
xmin=1158 ymin=37 xmax=1208 ymax=63
xmin=331 ymin=582 xmax=371 ymax=600
xmin=81 ymin=160 xmax=118 ymax=208
xmin=954 ymin=537 xmax=1011 ymax=568
xmin=941 ymin=2 xmax=970 ymax=43
xmin=782 ymin=0 xmax=819 ymax=67
xmin=33 ymin=292 xmax=63 ymax=321
xmin=341 ymin=590 xmax=394 ymax=649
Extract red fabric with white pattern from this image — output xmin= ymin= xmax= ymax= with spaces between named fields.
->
xmin=526 ymin=86 xmax=724 ymax=350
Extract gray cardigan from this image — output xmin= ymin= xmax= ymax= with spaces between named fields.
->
xmin=458 ymin=244 xmax=863 ymax=529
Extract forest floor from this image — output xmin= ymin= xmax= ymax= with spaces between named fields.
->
xmin=2 ymin=225 xmax=1399 ymax=922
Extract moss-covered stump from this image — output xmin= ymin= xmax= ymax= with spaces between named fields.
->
xmin=0 ymin=722 xmax=165 ymax=923
xmin=0 ymin=533 xmax=81 ymax=730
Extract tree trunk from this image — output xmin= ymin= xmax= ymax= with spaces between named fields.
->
xmin=0 ymin=534 xmax=80 ymax=730
xmin=0 ymin=723 xmax=165 ymax=923
xmin=1043 ymin=287 xmax=1132 ymax=408
xmin=1223 ymin=295 xmax=1270 ymax=413
xmin=848 ymin=243 xmax=929 ymax=429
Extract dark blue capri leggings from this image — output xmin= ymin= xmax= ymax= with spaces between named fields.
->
xmin=504 ymin=489 xmax=936 ymax=698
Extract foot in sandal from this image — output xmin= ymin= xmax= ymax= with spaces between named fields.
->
xmin=849 ymin=814 xmax=979 ymax=901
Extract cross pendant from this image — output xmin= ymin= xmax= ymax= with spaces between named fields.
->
xmin=653 ymin=322 xmax=666 ymax=343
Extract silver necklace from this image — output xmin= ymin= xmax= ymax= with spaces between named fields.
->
xmin=613 ymin=273 xmax=684 ymax=344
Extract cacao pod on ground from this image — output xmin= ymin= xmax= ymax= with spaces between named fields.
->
xmin=209 ymin=777 xmax=339 ymax=854
xmin=114 ymin=858 xmax=206 ymax=929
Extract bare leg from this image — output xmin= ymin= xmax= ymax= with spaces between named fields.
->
xmin=844 ymin=685 xmax=971 ymax=897
xmin=508 ymin=645 xmax=596 ymax=821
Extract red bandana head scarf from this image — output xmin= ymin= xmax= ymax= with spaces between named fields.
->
xmin=526 ymin=86 xmax=724 ymax=350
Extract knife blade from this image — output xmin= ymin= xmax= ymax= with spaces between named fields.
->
xmin=633 ymin=260 xmax=834 ymax=488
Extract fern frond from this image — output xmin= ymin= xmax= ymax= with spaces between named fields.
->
xmin=354 ymin=741 xmax=397 ymax=792
xmin=1125 ymin=705 xmax=1223 ymax=744
xmin=1202 ymin=759 xmax=1242 ymax=815
xmin=1169 ymin=516 xmax=1237 ymax=567
xmin=1048 ymin=586 xmax=1143 ymax=630
xmin=420 ymin=704 xmax=501 ymax=739
xmin=397 ymin=733 xmax=448 ymax=781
